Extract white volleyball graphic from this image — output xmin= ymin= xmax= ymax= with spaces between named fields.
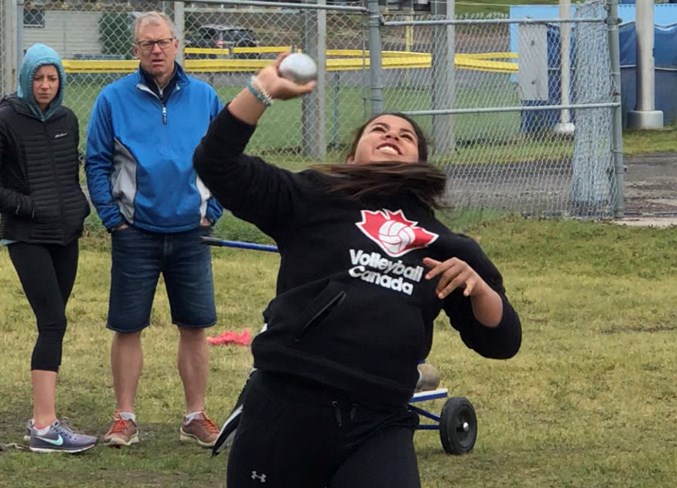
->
xmin=378 ymin=221 xmax=416 ymax=254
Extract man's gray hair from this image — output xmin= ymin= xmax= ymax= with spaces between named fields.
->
xmin=132 ymin=11 xmax=177 ymax=41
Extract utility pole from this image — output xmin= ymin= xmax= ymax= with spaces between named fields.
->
xmin=554 ymin=0 xmax=575 ymax=135
xmin=627 ymin=0 xmax=663 ymax=129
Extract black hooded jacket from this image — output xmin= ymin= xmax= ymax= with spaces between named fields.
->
xmin=195 ymin=106 xmax=522 ymax=408
xmin=0 ymin=44 xmax=90 ymax=245
xmin=0 ymin=96 xmax=89 ymax=244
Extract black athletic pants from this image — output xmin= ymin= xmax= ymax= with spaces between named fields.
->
xmin=8 ymin=241 xmax=79 ymax=372
xmin=226 ymin=371 xmax=421 ymax=488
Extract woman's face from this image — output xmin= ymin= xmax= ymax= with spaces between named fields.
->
xmin=32 ymin=64 xmax=59 ymax=112
xmin=347 ymin=114 xmax=420 ymax=165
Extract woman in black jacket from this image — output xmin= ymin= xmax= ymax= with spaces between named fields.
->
xmin=194 ymin=54 xmax=522 ymax=487
xmin=0 ymin=43 xmax=95 ymax=453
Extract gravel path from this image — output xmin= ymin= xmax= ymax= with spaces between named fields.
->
xmin=619 ymin=152 xmax=677 ymax=227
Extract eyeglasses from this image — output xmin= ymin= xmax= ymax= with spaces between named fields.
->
xmin=136 ymin=38 xmax=175 ymax=52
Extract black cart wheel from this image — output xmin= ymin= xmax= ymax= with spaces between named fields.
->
xmin=439 ymin=397 xmax=477 ymax=455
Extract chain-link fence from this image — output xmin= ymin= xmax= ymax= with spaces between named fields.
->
xmin=0 ymin=0 xmax=14 ymax=96
xmin=0 ymin=0 xmax=621 ymax=218
xmin=380 ymin=1 xmax=619 ymax=217
xmin=0 ymin=0 xmax=3 ymax=93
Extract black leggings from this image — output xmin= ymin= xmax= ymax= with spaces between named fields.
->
xmin=226 ymin=371 xmax=421 ymax=488
xmin=8 ymin=241 xmax=79 ymax=372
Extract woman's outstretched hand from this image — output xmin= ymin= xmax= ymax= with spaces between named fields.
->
xmin=423 ymin=256 xmax=503 ymax=327
xmin=423 ymin=257 xmax=488 ymax=299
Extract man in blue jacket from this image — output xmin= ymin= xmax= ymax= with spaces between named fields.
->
xmin=85 ymin=11 xmax=223 ymax=448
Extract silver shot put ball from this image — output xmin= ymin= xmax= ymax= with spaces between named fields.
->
xmin=279 ymin=53 xmax=318 ymax=84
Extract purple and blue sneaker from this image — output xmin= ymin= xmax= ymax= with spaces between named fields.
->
xmin=29 ymin=420 xmax=97 ymax=453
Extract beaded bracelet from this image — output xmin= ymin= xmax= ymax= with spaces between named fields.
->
xmin=246 ymin=76 xmax=273 ymax=107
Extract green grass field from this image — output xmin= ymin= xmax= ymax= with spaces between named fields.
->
xmin=1 ymin=214 xmax=675 ymax=487
xmin=2 ymin=2 xmax=676 ymax=484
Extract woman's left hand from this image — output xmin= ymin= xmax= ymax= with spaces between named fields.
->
xmin=422 ymin=257 xmax=489 ymax=300
xmin=423 ymin=256 xmax=503 ymax=326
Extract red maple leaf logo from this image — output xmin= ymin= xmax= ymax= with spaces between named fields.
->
xmin=356 ymin=209 xmax=438 ymax=257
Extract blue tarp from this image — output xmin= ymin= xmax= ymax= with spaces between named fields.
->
xmin=510 ymin=4 xmax=677 ymax=128
xmin=619 ymin=22 xmax=677 ymax=67
xmin=510 ymin=3 xmax=677 ymax=27
xmin=618 ymin=22 xmax=677 ymax=126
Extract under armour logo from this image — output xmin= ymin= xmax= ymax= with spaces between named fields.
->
xmin=251 ymin=471 xmax=267 ymax=483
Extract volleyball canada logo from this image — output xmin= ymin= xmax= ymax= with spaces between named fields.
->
xmin=356 ymin=209 xmax=438 ymax=257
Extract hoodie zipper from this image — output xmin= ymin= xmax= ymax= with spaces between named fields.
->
xmin=294 ymin=290 xmax=347 ymax=343
xmin=44 ymin=119 xmax=66 ymax=239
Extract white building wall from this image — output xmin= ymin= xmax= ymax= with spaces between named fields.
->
xmin=23 ymin=10 xmax=103 ymax=57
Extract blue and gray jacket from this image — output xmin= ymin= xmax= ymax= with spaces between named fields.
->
xmin=85 ymin=63 xmax=223 ymax=232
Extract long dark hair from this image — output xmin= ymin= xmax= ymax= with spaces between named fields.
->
xmin=313 ymin=162 xmax=447 ymax=209
xmin=312 ymin=113 xmax=447 ymax=208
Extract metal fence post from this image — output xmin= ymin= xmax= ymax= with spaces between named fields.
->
xmin=430 ymin=0 xmax=455 ymax=155
xmin=366 ymin=0 xmax=383 ymax=116
xmin=17 ymin=0 xmax=24 ymax=69
xmin=627 ymin=0 xmax=663 ymax=129
xmin=607 ymin=0 xmax=625 ymax=218
xmin=1 ymin=0 xmax=19 ymax=95
xmin=302 ymin=0 xmax=327 ymax=159
xmin=174 ymin=1 xmax=185 ymax=66
xmin=555 ymin=0 xmax=575 ymax=135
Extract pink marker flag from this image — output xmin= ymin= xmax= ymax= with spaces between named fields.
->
xmin=207 ymin=329 xmax=252 ymax=346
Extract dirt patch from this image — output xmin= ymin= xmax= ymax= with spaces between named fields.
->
xmin=623 ymin=152 xmax=677 ymax=217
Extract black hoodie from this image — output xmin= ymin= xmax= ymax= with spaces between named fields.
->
xmin=194 ymin=106 xmax=521 ymax=408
